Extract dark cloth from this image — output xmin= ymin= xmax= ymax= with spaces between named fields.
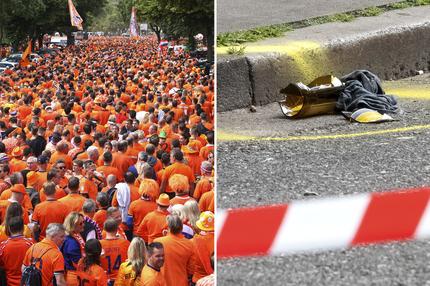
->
xmin=28 ymin=136 xmax=47 ymax=157
xmin=336 ymin=70 xmax=399 ymax=114
xmin=60 ymin=235 xmax=81 ymax=270
xmin=80 ymin=216 xmax=102 ymax=241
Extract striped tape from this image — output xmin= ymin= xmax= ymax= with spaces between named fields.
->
xmin=217 ymin=187 xmax=430 ymax=258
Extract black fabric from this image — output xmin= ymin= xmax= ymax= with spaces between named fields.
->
xmin=0 ymin=267 xmax=7 ymax=286
xmin=28 ymin=136 xmax=47 ymax=157
xmin=336 ymin=70 xmax=399 ymax=114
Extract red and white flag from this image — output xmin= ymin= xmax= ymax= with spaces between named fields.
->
xmin=68 ymin=0 xmax=83 ymax=30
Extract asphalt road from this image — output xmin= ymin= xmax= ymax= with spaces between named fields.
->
xmin=217 ymin=0 xmax=405 ymax=33
xmin=217 ymin=73 xmax=430 ymax=285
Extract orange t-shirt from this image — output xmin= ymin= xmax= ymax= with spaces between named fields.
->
xmin=0 ymin=235 xmax=34 ymax=286
xmin=198 ymin=191 xmax=214 ymax=213
xmin=22 ymin=239 xmax=65 ymax=286
xmin=199 ymin=145 xmax=214 ymax=161
xmin=154 ymin=233 xmax=194 ymax=286
xmin=0 ymin=200 xmax=30 ymax=225
xmin=128 ymin=198 xmax=157 ymax=234
xmin=184 ymin=154 xmax=204 ymax=177
xmin=0 ymin=188 xmax=33 ymax=211
xmin=75 ymin=263 xmax=108 ymax=286
xmin=96 ymin=165 xmax=123 ymax=182
xmin=162 ymin=162 xmax=195 ymax=194
xmin=9 ymin=158 xmax=27 ymax=173
xmin=100 ymin=238 xmax=130 ymax=280
xmin=80 ymin=177 xmax=99 ymax=201
xmin=49 ymin=151 xmax=73 ymax=170
xmin=39 ymin=186 xmax=67 ymax=202
xmin=136 ymin=209 xmax=168 ymax=243
xmin=141 ymin=264 xmax=166 ymax=286
xmin=58 ymin=193 xmax=86 ymax=213
xmin=191 ymin=232 xmax=214 ymax=282
xmin=193 ymin=177 xmax=213 ymax=201
xmin=93 ymin=209 xmax=107 ymax=232
xmin=111 ymin=153 xmax=134 ymax=177
xmin=32 ymin=200 xmax=69 ymax=240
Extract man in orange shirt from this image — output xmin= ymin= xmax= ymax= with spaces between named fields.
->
xmin=112 ymin=140 xmax=134 ymax=176
xmin=0 ymin=217 xmax=33 ymax=286
xmin=22 ymin=223 xmax=67 ymax=286
xmin=94 ymin=192 xmax=109 ymax=231
xmin=169 ymin=174 xmax=195 ymax=206
xmin=96 ymin=151 xmax=122 ymax=182
xmin=0 ymin=184 xmax=30 ymax=225
xmin=100 ymin=218 xmax=130 ymax=285
xmin=80 ymin=160 xmax=100 ymax=201
xmin=193 ymin=161 xmax=213 ymax=201
xmin=160 ymin=149 xmax=195 ymax=198
xmin=136 ymin=194 xmax=170 ymax=243
xmin=198 ymin=189 xmax=214 ymax=213
xmin=59 ymin=176 xmax=86 ymax=213
xmin=191 ymin=211 xmax=214 ymax=283
xmin=49 ymin=142 xmax=72 ymax=170
xmin=127 ymin=183 xmax=158 ymax=236
xmin=32 ymin=182 xmax=69 ymax=241
xmin=154 ymin=215 xmax=194 ymax=286
xmin=140 ymin=242 xmax=166 ymax=286
xmin=9 ymin=147 xmax=26 ymax=173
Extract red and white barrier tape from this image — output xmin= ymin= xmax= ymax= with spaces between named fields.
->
xmin=217 ymin=187 xmax=430 ymax=258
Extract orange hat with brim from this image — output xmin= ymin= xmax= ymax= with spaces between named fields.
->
xmin=156 ymin=193 xmax=170 ymax=207
xmin=11 ymin=147 xmax=24 ymax=157
xmin=11 ymin=184 xmax=26 ymax=195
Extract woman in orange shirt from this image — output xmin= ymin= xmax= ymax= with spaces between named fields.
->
xmin=76 ymin=239 xmax=108 ymax=286
xmin=116 ymin=237 xmax=147 ymax=286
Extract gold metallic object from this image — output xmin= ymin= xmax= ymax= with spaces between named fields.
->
xmin=278 ymin=75 xmax=344 ymax=118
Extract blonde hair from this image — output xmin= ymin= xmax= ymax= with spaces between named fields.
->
xmin=63 ymin=212 xmax=83 ymax=235
xmin=184 ymin=200 xmax=200 ymax=230
xmin=128 ymin=237 xmax=147 ymax=278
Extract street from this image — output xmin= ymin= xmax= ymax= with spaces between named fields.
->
xmin=217 ymin=73 xmax=430 ymax=285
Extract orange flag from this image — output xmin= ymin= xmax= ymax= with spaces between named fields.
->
xmin=19 ymin=40 xmax=32 ymax=67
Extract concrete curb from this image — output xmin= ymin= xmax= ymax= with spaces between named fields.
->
xmin=217 ymin=14 xmax=430 ymax=112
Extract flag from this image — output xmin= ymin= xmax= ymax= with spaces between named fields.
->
xmin=19 ymin=40 xmax=32 ymax=67
xmin=68 ymin=0 xmax=83 ymax=30
xmin=130 ymin=7 xmax=138 ymax=37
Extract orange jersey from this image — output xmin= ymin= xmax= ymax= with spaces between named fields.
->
xmin=32 ymin=200 xmax=69 ymax=240
xmin=141 ymin=264 xmax=166 ymax=286
xmin=80 ymin=177 xmax=99 ymax=201
xmin=39 ymin=186 xmax=67 ymax=202
xmin=128 ymin=198 xmax=157 ymax=234
xmin=58 ymin=193 xmax=86 ymax=213
xmin=100 ymin=238 xmax=130 ymax=281
xmin=136 ymin=209 xmax=168 ymax=243
xmin=154 ymin=233 xmax=194 ymax=286
xmin=23 ymin=239 xmax=65 ymax=286
xmin=193 ymin=177 xmax=213 ymax=201
xmin=75 ymin=263 xmax=108 ymax=286
xmin=199 ymin=191 xmax=214 ymax=213
xmin=0 ymin=199 xmax=30 ymax=225
xmin=0 ymin=235 xmax=34 ymax=286
xmin=93 ymin=209 xmax=107 ymax=232
xmin=162 ymin=162 xmax=195 ymax=194
xmin=191 ymin=232 xmax=214 ymax=282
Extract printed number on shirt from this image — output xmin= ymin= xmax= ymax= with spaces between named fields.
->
xmin=106 ymin=255 xmax=121 ymax=273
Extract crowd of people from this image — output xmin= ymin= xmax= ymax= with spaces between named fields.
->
xmin=0 ymin=36 xmax=215 ymax=286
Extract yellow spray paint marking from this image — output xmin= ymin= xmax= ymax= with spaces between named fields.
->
xmin=217 ymin=41 xmax=321 ymax=55
xmin=385 ymin=87 xmax=430 ymax=100
xmin=218 ymin=124 xmax=430 ymax=142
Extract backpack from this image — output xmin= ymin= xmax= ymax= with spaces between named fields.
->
xmin=21 ymin=247 xmax=52 ymax=286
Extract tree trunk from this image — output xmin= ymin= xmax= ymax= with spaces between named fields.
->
xmin=66 ymin=30 xmax=75 ymax=46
